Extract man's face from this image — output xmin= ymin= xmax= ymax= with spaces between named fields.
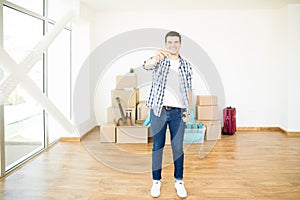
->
xmin=165 ymin=36 xmax=181 ymax=55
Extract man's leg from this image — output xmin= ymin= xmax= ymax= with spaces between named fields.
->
xmin=151 ymin=109 xmax=167 ymax=180
xmin=150 ymin=109 xmax=167 ymax=197
xmin=168 ymin=108 xmax=187 ymax=198
xmin=168 ymin=108 xmax=185 ymax=180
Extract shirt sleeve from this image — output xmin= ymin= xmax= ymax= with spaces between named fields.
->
xmin=143 ymin=57 xmax=158 ymax=71
xmin=187 ymin=62 xmax=193 ymax=90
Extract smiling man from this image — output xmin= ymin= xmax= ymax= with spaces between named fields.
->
xmin=143 ymin=31 xmax=193 ymax=198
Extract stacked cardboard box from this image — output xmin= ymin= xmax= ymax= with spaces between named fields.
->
xmin=136 ymin=101 xmax=150 ymax=122
xmin=100 ymin=123 xmax=116 ymax=142
xmin=116 ymin=74 xmax=137 ymax=90
xmin=107 ymin=107 xmax=136 ymax=124
xmin=100 ymin=73 xmax=150 ymax=143
xmin=196 ymin=95 xmax=221 ymax=140
xmin=116 ymin=126 xmax=149 ymax=144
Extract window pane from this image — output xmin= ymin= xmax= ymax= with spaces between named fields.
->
xmin=48 ymin=0 xmax=77 ymax=22
xmin=3 ymin=6 xmax=43 ymax=63
xmin=7 ymin=0 xmax=43 ymax=15
xmin=3 ymin=7 xmax=44 ymax=170
xmin=47 ymin=24 xmax=71 ymax=143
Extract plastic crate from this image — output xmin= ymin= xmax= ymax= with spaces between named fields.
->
xmin=183 ymin=123 xmax=206 ymax=144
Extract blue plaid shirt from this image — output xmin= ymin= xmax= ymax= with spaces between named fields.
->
xmin=144 ymin=55 xmax=192 ymax=117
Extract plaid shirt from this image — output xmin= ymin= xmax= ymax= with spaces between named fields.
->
xmin=144 ymin=55 xmax=192 ymax=117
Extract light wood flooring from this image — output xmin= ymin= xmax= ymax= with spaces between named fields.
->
xmin=0 ymin=130 xmax=300 ymax=199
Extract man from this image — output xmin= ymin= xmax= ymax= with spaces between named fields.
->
xmin=143 ymin=31 xmax=193 ymax=198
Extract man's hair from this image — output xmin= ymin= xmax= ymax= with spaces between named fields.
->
xmin=165 ymin=31 xmax=181 ymax=43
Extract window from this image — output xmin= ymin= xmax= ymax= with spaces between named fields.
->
xmin=3 ymin=6 xmax=44 ymax=170
xmin=0 ymin=0 xmax=73 ymax=175
xmin=7 ymin=0 xmax=43 ymax=15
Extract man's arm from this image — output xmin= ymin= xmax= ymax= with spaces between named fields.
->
xmin=143 ymin=56 xmax=157 ymax=70
xmin=188 ymin=90 xmax=193 ymax=109
xmin=143 ymin=50 xmax=169 ymax=70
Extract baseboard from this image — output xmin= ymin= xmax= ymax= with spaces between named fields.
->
xmin=280 ymin=129 xmax=300 ymax=137
xmin=237 ymin=127 xmax=300 ymax=137
xmin=59 ymin=126 xmax=100 ymax=142
xmin=237 ymin=127 xmax=282 ymax=132
xmin=286 ymin=132 xmax=300 ymax=136
xmin=59 ymin=126 xmax=300 ymax=141
xmin=59 ymin=137 xmax=81 ymax=142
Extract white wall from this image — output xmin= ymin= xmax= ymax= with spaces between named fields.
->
xmin=71 ymin=2 xmax=96 ymax=135
xmin=288 ymin=4 xmax=300 ymax=132
xmin=71 ymin=4 xmax=300 ymax=133
xmin=89 ymin=8 xmax=289 ymax=128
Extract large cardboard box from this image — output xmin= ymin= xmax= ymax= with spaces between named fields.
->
xmin=116 ymin=74 xmax=137 ymax=89
xmin=100 ymin=123 xmax=116 ymax=142
xmin=116 ymin=125 xmax=149 ymax=143
xmin=196 ymin=95 xmax=218 ymax=106
xmin=107 ymin=106 xmax=136 ymax=125
xmin=197 ymin=120 xmax=221 ymax=140
xmin=137 ymin=101 xmax=150 ymax=121
xmin=111 ymin=89 xmax=138 ymax=107
xmin=197 ymin=105 xmax=219 ymax=120
xmin=107 ymin=107 xmax=116 ymax=123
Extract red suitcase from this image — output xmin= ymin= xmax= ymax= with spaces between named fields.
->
xmin=222 ymin=107 xmax=236 ymax=135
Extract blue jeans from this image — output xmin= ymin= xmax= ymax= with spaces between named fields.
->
xmin=151 ymin=107 xmax=185 ymax=181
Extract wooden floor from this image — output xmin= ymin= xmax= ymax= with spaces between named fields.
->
xmin=0 ymin=130 xmax=300 ymax=199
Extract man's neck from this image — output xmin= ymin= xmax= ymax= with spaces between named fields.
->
xmin=169 ymin=54 xmax=179 ymax=60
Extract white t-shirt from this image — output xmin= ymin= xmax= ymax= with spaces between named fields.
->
xmin=163 ymin=59 xmax=185 ymax=108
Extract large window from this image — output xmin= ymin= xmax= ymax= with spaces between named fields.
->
xmin=0 ymin=0 xmax=72 ymax=175
xmin=6 ymin=0 xmax=43 ymax=15
xmin=3 ymin=6 xmax=44 ymax=171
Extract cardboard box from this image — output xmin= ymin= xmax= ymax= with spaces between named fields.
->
xmin=137 ymin=101 xmax=150 ymax=121
xmin=107 ymin=106 xmax=116 ymax=123
xmin=107 ymin=106 xmax=136 ymax=125
xmin=116 ymin=74 xmax=137 ymax=89
xmin=197 ymin=105 xmax=219 ymax=120
xmin=116 ymin=125 xmax=149 ymax=143
xmin=196 ymin=120 xmax=221 ymax=140
xmin=111 ymin=89 xmax=138 ymax=107
xmin=196 ymin=95 xmax=218 ymax=106
xmin=100 ymin=123 xmax=116 ymax=142
xmin=148 ymin=126 xmax=152 ymax=138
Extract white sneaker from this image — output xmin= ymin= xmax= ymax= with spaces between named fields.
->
xmin=151 ymin=180 xmax=161 ymax=198
xmin=175 ymin=180 xmax=187 ymax=198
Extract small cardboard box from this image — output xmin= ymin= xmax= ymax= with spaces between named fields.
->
xmin=196 ymin=95 xmax=218 ymax=106
xmin=197 ymin=105 xmax=219 ymax=120
xmin=100 ymin=123 xmax=116 ymax=142
xmin=116 ymin=74 xmax=137 ymax=89
xmin=111 ymin=89 xmax=138 ymax=107
xmin=116 ymin=125 xmax=149 ymax=144
xmin=137 ymin=101 xmax=150 ymax=121
xmin=196 ymin=120 xmax=221 ymax=140
xmin=107 ymin=106 xmax=136 ymax=124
